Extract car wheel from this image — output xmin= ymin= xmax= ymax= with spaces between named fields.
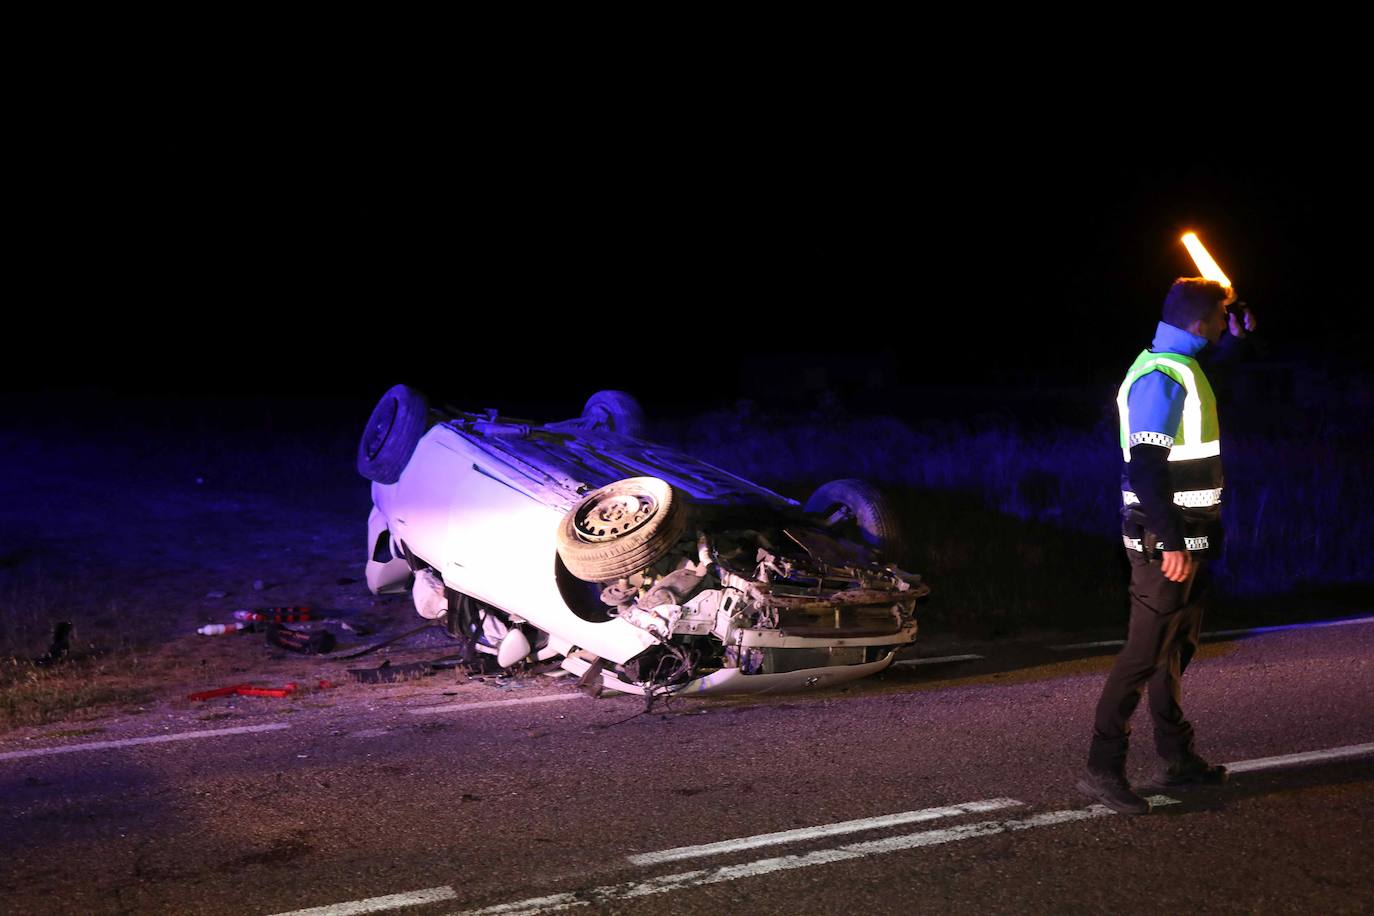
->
xmin=357 ymin=384 xmax=429 ymax=484
xmin=804 ymin=478 xmax=905 ymax=562
xmin=557 ymin=476 xmax=688 ymax=581
xmin=582 ymin=390 xmax=645 ymax=437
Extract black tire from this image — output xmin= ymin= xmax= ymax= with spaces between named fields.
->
xmin=582 ymin=390 xmax=645 ymax=438
xmin=557 ymin=476 xmax=688 ymax=581
xmin=357 ymin=384 xmax=429 ymax=484
xmin=804 ymin=478 xmax=905 ymax=562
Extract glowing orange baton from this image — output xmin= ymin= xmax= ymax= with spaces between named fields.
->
xmin=1180 ymin=232 xmax=1232 ymax=289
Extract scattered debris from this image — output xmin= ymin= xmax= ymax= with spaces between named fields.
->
xmin=338 ymin=622 xmax=437 ymax=659
xmin=235 ymin=607 xmax=313 ymax=623
xmin=33 ymin=621 xmax=73 ymax=667
xmin=237 ymin=683 xmax=298 ymax=698
xmin=474 ymin=676 xmax=534 ymax=692
xmin=576 ymin=656 xmax=606 ymax=696
xmin=348 ymin=661 xmax=434 ymax=684
xmin=316 ymin=679 xmax=337 ymax=690
xmin=197 ymin=622 xmax=246 ymax=636
xmin=265 ymin=623 xmax=336 ymax=655
xmin=187 ymin=682 xmax=299 ymax=702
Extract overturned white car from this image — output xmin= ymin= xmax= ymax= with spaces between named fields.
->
xmin=358 ymin=385 xmax=929 ymax=696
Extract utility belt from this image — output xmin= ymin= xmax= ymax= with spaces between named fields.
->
xmin=1120 ymin=506 xmax=1222 ymax=559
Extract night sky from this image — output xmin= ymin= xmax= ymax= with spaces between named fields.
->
xmin=10 ymin=160 xmax=1367 ymax=417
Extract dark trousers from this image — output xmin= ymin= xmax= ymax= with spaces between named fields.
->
xmin=1087 ymin=552 xmax=1209 ymax=774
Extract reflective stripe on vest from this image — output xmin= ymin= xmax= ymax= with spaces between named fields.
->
xmin=1122 ymin=488 xmax=1223 ymax=508
xmin=1123 ymin=535 xmax=1211 ymax=552
xmin=1117 ymin=350 xmax=1221 ymax=463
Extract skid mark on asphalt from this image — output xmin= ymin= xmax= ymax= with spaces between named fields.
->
xmin=408 ymin=694 xmax=590 ymax=716
xmin=267 ymin=885 xmax=457 ymax=916
xmin=454 ymin=797 xmax=1182 ymax=916
xmin=628 ymin=797 xmax=1023 ymax=865
xmin=0 ymin=723 xmax=291 ymax=762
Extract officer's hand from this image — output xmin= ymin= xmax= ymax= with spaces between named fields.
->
xmin=1161 ymin=550 xmax=1194 ymax=582
xmin=1228 ymin=303 xmax=1256 ymax=338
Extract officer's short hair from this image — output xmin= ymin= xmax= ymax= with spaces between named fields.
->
xmin=1162 ymin=278 xmax=1228 ymax=330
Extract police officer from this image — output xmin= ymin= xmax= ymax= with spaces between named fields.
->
xmin=1077 ymin=277 xmax=1256 ymax=814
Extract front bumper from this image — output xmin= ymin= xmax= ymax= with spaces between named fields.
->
xmin=676 ymin=652 xmax=898 ymax=694
xmin=733 ymin=619 xmax=918 ymax=649
xmin=559 ymin=638 xmax=906 ymax=697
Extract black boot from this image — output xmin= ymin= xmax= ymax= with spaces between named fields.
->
xmin=1159 ymin=751 xmax=1229 ymax=786
xmin=1076 ymin=768 xmax=1152 ymax=815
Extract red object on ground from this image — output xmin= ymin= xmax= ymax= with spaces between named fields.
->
xmin=187 ymin=684 xmax=252 ymax=701
xmin=235 ymin=607 xmax=314 ymax=623
xmin=187 ymin=682 xmax=298 ymax=701
xmin=237 ymin=683 xmax=298 ymax=698
xmin=316 ymin=679 xmax=337 ymax=689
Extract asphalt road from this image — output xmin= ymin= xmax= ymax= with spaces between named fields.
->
xmin=3 ymin=619 xmax=1372 ymax=915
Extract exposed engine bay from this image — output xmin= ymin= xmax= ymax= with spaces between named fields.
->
xmin=558 ymin=510 xmax=926 ymax=695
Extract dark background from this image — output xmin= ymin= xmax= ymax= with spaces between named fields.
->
xmin=3 ymin=130 xmax=1370 ymax=650
xmin=7 ymin=157 xmax=1368 ymax=418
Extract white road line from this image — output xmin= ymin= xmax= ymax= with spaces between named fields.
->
xmin=408 ymin=694 xmax=589 ymax=716
xmin=1204 ymin=615 xmax=1374 ymax=637
xmin=1050 ymin=638 xmax=1126 ymax=651
xmin=0 ymin=723 xmax=291 ymax=763
xmin=892 ymin=654 xmax=985 ymax=667
xmin=1227 ymin=742 xmax=1374 ymax=774
xmin=1051 ymin=614 xmax=1374 ymax=651
xmin=456 ymin=801 xmax=1178 ymax=916
xmin=627 ymin=797 xmax=1023 ymax=866
xmin=267 ymin=885 xmax=457 ymax=916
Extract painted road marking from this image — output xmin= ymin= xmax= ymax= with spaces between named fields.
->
xmin=1050 ymin=638 xmax=1129 ymax=650
xmin=267 ymin=885 xmax=457 ymax=916
xmin=408 ymin=694 xmax=590 ymax=716
xmin=0 ymin=723 xmax=291 ymax=763
xmin=1051 ymin=614 xmax=1374 ymax=651
xmin=1204 ymin=616 xmax=1374 ymax=637
xmin=628 ymin=797 xmax=1022 ymax=866
xmin=892 ymin=654 xmax=985 ymax=667
xmin=456 ymin=797 xmax=1182 ymax=916
xmin=1227 ymin=742 xmax=1374 ymax=774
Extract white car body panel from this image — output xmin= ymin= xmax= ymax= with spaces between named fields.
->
xmin=363 ymin=396 xmax=929 ymax=695
xmin=373 ymin=429 xmax=659 ymax=664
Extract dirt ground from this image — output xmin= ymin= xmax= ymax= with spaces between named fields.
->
xmin=0 ymin=393 xmax=499 ymax=732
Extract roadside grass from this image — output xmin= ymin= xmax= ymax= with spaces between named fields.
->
xmin=656 ymin=402 xmax=1372 ymax=634
xmin=0 ymin=658 xmax=155 ymax=729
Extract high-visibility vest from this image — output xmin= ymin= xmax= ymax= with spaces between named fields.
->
xmin=1116 ymin=349 xmax=1223 ymax=519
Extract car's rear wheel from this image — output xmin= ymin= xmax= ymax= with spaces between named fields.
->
xmin=582 ymin=390 xmax=645 ymax=437
xmin=557 ymin=476 xmax=688 ymax=581
xmin=804 ymin=478 xmax=905 ymax=562
xmin=357 ymin=384 xmax=429 ymax=484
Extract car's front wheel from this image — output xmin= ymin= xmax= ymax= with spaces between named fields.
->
xmin=804 ymin=478 xmax=905 ymax=562
xmin=581 ymin=390 xmax=645 ymax=437
xmin=557 ymin=476 xmax=688 ymax=581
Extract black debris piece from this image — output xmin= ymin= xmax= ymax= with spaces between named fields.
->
xmin=348 ymin=660 xmax=434 ymax=684
xmin=265 ymin=622 xmax=337 ymax=655
xmin=33 ymin=621 xmax=73 ymax=667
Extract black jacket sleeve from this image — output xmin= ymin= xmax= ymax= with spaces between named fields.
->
xmin=1128 ymin=443 xmax=1184 ymax=551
